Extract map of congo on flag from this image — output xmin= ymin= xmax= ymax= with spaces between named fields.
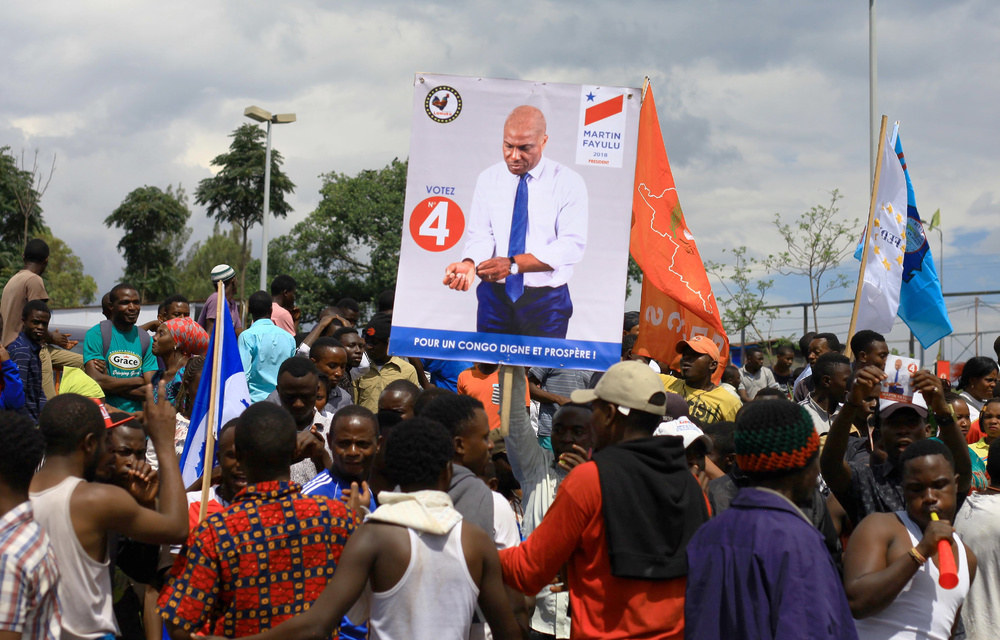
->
xmin=630 ymin=80 xmax=728 ymax=383
xmin=179 ymin=297 xmax=251 ymax=487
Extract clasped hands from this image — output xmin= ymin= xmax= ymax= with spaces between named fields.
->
xmin=443 ymin=257 xmax=512 ymax=291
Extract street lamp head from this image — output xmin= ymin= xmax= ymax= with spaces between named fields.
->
xmin=244 ymin=106 xmax=272 ymax=123
xmin=273 ymin=113 xmax=296 ymax=124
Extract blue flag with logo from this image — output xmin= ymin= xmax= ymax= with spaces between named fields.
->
xmin=179 ymin=299 xmax=251 ymax=486
xmin=894 ymin=135 xmax=952 ymax=348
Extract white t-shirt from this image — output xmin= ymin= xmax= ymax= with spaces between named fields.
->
xmin=492 ymin=491 xmax=521 ymax=550
xmin=470 ymin=492 xmax=522 ymax=640
xmin=956 ymin=493 xmax=1000 ymax=638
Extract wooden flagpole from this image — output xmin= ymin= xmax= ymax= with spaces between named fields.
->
xmin=846 ymin=114 xmax=888 ymax=360
xmin=198 ymin=279 xmax=226 ymax=523
xmin=498 ymin=365 xmax=514 ymax=437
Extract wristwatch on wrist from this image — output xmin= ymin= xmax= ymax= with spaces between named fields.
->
xmin=508 ymin=256 xmax=519 ymax=276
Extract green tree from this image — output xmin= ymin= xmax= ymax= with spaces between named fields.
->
xmin=105 ymin=185 xmax=191 ymax=303
xmin=267 ymin=158 xmax=406 ymax=322
xmin=177 ymin=223 xmax=250 ymax=301
xmin=194 ymin=124 xmax=295 ymax=296
xmin=626 ymin=256 xmax=642 ymax=299
xmin=37 ymin=232 xmax=97 ymax=308
xmin=0 ymin=147 xmax=46 ymax=248
xmin=707 ymin=246 xmax=782 ymax=352
xmin=162 ymin=184 xmax=193 ymax=264
xmin=771 ymin=189 xmax=859 ymax=332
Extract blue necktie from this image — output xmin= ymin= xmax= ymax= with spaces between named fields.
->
xmin=506 ymin=174 xmax=528 ymax=301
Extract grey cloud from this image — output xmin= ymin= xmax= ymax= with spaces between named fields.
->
xmin=0 ymin=0 xmax=997 ymax=318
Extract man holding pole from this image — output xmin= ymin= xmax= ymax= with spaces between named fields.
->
xmin=821 ymin=367 xmax=972 ymax=526
xmin=844 ymin=438 xmax=976 ymax=639
xmin=159 ymin=403 xmax=357 ymax=639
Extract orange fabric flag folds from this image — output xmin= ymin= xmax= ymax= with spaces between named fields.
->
xmin=630 ymin=82 xmax=729 ymax=381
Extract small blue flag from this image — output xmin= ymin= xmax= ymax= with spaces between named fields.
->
xmin=894 ymin=135 xmax=952 ymax=348
xmin=179 ymin=298 xmax=251 ymax=487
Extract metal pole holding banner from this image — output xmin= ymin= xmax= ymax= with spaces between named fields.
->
xmin=846 ymin=115 xmax=889 ymax=360
xmin=869 ymin=0 xmax=879 ymax=188
xmin=198 ymin=279 xmax=226 ymax=523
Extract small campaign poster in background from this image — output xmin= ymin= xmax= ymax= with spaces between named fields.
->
xmin=390 ymin=73 xmax=641 ymax=371
xmin=881 ymin=355 xmax=921 ymax=403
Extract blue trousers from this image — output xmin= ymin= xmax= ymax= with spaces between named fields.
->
xmin=476 ymin=282 xmax=572 ymax=339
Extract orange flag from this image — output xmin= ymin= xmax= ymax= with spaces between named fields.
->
xmin=630 ymin=80 xmax=729 ymax=382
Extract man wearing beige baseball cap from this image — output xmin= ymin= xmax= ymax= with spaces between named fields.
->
xmin=659 ymin=335 xmax=740 ymax=425
xmin=498 ymin=360 xmax=710 ymax=639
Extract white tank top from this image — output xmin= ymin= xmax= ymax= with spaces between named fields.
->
xmin=30 ymin=476 xmax=118 ymax=640
xmin=854 ymin=510 xmax=970 ymax=640
xmin=368 ymin=521 xmax=480 ymax=640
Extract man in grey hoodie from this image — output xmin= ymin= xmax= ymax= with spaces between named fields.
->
xmin=420 ymin=394 xmax=495 ymax=541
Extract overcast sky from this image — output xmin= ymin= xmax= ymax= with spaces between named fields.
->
xmin=2 ymin=1 xmax=998 ymax=360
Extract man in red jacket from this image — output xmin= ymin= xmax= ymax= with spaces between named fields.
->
xmin=499 ymin=360 xmax=709 ymax=639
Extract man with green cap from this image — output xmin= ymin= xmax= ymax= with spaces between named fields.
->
xmin=685 ymin=400 xmax=858 ymax=640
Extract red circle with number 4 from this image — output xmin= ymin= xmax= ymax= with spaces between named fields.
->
xmin=409 ymin=196 xmax=465 ymax=252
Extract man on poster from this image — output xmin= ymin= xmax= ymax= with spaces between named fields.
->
xmin=443 ymin=105 xmax=588 ymax=340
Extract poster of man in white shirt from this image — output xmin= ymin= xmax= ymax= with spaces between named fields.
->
xmin=391 ymin=74 xmax=639 ymax=371
xmin=443 ymin=105 xmax=587 ymax=339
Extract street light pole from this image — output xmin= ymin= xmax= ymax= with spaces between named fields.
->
xmin=869 ymin=0 xmax=878 ymax=187
xmin=244 ymin=106 xmax=296 ymax=292
xmin=261 ymin=118 xmax=272 ymax=293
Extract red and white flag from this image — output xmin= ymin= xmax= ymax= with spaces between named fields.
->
xmin=630 ymin=81 xmax=728 ymax=382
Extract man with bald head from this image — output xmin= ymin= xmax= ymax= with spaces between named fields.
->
xmin=444 ymin=105 xmax=588 ymax=339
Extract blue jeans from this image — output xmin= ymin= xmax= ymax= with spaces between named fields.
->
xmin=476 ymin=282 xmax=572 ymax=339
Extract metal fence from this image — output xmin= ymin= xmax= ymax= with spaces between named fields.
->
xmin=737 ymin=290 xmax=1000 ymax=364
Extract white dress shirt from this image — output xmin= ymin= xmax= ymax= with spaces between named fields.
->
xmin=462 ymin=156 xmax=588 ymax=289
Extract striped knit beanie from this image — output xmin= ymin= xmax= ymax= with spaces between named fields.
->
xmin=735 ymin=401 xmax=819 ymax=474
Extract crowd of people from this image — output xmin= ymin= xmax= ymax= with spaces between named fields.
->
xmin=2 ymin=238 xmax=1000 ymax=640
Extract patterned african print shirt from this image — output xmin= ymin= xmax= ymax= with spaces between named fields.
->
xmin=158 ymin=481 xmax=357 ymax=638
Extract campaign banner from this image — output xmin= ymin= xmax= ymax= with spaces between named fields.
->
xmin=391 ymin=73 xmax=640 ymax=370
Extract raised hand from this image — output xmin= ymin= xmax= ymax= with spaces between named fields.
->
xmin=341 ymin=481 xmax=373 ymax=515
xmin=912 ymin=370 xmax=949 ymax=416
xmin=144 ymin=380 xmax=178 ymax=450
xmin=294 ymin=427 xmax=325 ymax=462
xmin=125 ymin=462 xmax=160 ymax=508
xmin=849 ymin=365 xmax=887 ymax=405
xmin=557 ymin=444 xmax=590 ymax=473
